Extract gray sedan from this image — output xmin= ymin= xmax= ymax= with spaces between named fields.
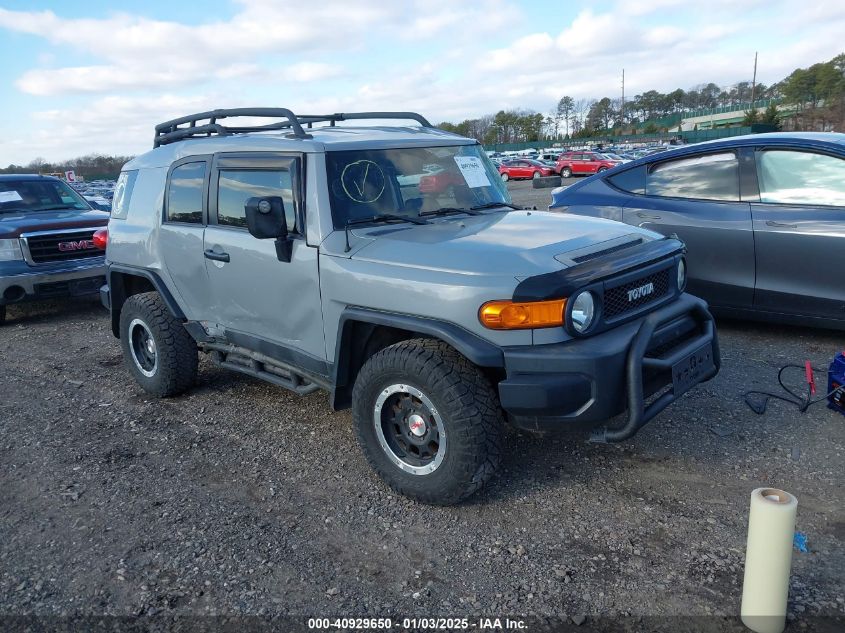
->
xmin=549 ymin=132 xmax=845 ymax=330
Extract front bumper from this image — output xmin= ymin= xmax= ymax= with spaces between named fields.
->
xmin=0 ymin=259 xmax=106 ymax=305
xmin=498 ymin=294 xmax=720 ymax=442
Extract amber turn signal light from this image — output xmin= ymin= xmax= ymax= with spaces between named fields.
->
xmin=479 ymin=298 xmax=566 ymax=330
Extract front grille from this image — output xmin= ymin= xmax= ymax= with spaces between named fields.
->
xmin=23 ymin=230 xmax=102 ymax=264
xmin=603 ymin=268 xmax=670 ymax=319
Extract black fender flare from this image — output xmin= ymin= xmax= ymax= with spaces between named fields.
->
xmin=331 ymin=307 xmax=504 ymax=410
xmin=106 ymin=264 xmax=185 ymax=337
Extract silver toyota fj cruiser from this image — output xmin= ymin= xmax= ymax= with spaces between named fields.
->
xmin=101 ymin=108 xmax=720 ymax=504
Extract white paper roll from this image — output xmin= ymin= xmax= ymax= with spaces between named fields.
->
xmin=741 ymin=487 xmax=798 ymax=633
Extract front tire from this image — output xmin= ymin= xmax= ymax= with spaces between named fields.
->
xmin=352 ymin=339 xmax=504 ymax=505
xmin=119 ymin=292 xmax=198 ymax=397
xmin=500 ymin=172 xmax=509 ymax=182
xmin=532 ymin=170 xmax=541 ymax=179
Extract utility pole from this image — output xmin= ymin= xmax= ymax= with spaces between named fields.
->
xmin=621 ymin=68 xmax=625 ymax=130
xmin=750 ymin=52 xmax=758 ymax=104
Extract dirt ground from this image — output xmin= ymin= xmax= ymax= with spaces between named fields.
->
xmin=1 ymin=182 xmax=843 ymax=631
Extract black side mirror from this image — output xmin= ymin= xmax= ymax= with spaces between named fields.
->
xmin=244 ymin=196 xmax=293 ymax=263
xmin=245 ymin=196 xmax=287 ymax=240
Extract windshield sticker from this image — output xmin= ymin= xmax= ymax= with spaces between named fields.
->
xmin=341 ymin=160 xmax=386 ymax=203
xmin=453 ymin=156 xmax=491 ymax=188
xmin=0 ymin=190 xmax=24 ymax=203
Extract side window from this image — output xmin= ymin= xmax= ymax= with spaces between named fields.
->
xmin=757 ymin=150 xmax=845 ymax=206
xmin=111 ymin=170 xmax=138 ymax=220
xmin=608 ymin=166 xmax=646 ymax=195
xmin=217 ymin=169 xmax=296 ymax=231
xmin=167 ymin=162 xmax=206 ymax=223
xmin=646 ymin=152 xmax=739 ymax=201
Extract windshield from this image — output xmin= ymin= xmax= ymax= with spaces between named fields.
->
xmin=325 ymin=144 xmax=511 ymax=229
xmin=0 ymin=179 xmax=91 ymax=213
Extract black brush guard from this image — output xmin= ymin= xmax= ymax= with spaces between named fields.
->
xmin=589 ymin=295 xmax=720 ymax=443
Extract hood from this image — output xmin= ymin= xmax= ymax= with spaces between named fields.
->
xmin=0 ymin=208 xmax=109 ymax=239
xmin=350 ymin=210 xmax=658 ymax=277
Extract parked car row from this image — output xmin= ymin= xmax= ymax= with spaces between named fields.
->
xmin=70 ymin=179 xmax=117 ymax=211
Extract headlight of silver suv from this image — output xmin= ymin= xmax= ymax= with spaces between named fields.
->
xmin=0 ymin=239 xmax=23 ymax=261
xmin=677 ymin=258 xmax=687 ymax=291
xmin=570 ymin=290 xmax=596 ymax=333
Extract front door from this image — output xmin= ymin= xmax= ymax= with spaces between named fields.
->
xmin=202 ymin=152 xmax=327 ymax=367
xmin=572 ymin=154 xmax=592 ymax=175
xmin=621 ymin=150 xmax=755 ymax=308
xmin=750 ymin=147 xmax=845 ymax=319
xmin=582 ymin=154 xmax=601 ymax=174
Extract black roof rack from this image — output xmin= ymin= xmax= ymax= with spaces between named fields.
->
xmin=153 ymin=108 xmax=434 ymax=148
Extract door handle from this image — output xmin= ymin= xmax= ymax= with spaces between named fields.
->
xmin=637 ymin=212 xmax=662 ymax=220
xmin=204 ymin=249 xmax=230 ymax=263
xmin=766 ymin=220 xmax=797 ymax=229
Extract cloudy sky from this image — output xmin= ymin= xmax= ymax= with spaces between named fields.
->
xmin=0 ymin=0 xmax=843 ymax=165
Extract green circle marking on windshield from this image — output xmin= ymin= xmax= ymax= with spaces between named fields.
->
xmin=340 ymin=160 xmax=386 ymax=203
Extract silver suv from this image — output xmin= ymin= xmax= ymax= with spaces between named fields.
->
xmin=101 ymin=108 xmax=720 ymax=504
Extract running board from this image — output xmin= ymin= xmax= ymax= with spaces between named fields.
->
xmin=201 ymin=342 xmax=323 ymax=395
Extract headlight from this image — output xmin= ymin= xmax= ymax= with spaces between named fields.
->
xmin=0 ymin=239 xmax=23 ymax=261
xmin=570 ymin=291 xmax=595 ymax=333
xmin=677 ymin=258 xmax=687 ymax=291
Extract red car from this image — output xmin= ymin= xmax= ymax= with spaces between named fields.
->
xmin=418 ymin=170 xmax=465 ymax=194
xmin=554 ymin=152 xmax=619 ymax=178
xmin=498 ymin=159 xmax=555 ymax=182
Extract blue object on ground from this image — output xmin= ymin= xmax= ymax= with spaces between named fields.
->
xmin=793 ymin=531 xmax=808 ymax=553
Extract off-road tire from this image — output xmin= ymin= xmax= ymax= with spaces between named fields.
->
xmin=119 ymin=291 xmax=197 ymax=397
xmin=352 ymin=339 xmax=504 ymax=505
xmin=533 ymin=175 xmax=562 ymax=189
xmin=560 ymin=166 xmax=573 ymax=178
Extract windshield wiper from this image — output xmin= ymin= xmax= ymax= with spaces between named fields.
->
xmin=420 ymin=207 xmax=481 ymax=218
xmin=344 ymin=213 xmax=428 ymax=252
xmin=469 ymin=202 xmax=524 ymax=211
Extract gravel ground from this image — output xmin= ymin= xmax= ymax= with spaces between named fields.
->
xmin=1 ymin=183 xmax=843 ymax=631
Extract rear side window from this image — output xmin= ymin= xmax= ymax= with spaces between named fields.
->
xmin=111 ymin=170 xmax=138 ymax=219
xmin=166 ymin=161 xmax=206 ymax=223
xmin=757 ymin=150 xmax=845 ymax=207
xmin=217 ymin=169 xmax=296 ymax=230
xmin=646 ymin=152 xmax=739 ymax=201
xmin=608 ymin=166 xmax=645 ymax=194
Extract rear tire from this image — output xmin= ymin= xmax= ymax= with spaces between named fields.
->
xmin=119 ymin=291 xmax=198 ymax=397
xmin=352 ymin=339 xmax=504 ymax=505
xmin=0 ymin=305 xmax=5 ymax=325
xmin=560 ymin=167 xmax=572 ymax=178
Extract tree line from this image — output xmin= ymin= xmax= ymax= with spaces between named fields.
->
xmin=0 ymin=153 xmax=134 ymax=180
xmin=439 ymin=53 xmax=845 ymax=144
